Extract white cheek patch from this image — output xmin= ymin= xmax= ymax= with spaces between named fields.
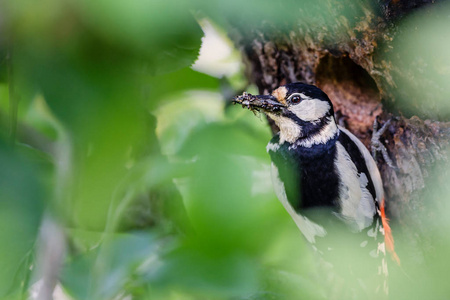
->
xmin=267 ymin=112 xmax=302 ymax=144
xmin=289 ymin=99 xmax=331 ymax=121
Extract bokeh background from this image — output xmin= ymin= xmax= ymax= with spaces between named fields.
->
xmin=1 ymin=0 xmax=450 ymax=299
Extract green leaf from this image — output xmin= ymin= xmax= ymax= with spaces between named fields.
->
xmin=75 ymin=0 xmax=203 ymax=74
xmin=0 ymin=140 xmax=44 ymax=297
xmin=62 ymin=232 xmax=160 ymax=300
xmin=144 ymin=67 xmax=220 ymax=110
xmin=382 ymin=2 xmax=450 ymax=118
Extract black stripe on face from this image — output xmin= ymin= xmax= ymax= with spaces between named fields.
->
xmin=338 ymin=131 xmax=377 ymax=200
xmin=284 ymin=111 xmax=333 ymax=139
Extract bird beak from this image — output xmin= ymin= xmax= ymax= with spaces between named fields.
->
xmin=232 ymin=92 xmax=284 ymax=113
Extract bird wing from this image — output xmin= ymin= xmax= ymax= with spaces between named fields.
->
xmin=334 ymin=141 xmax=377 ymax=231
xmin=338 ymin=126 xmax=399 ymax=264
xmin=338 ymin=126 xmax=384 ymax=203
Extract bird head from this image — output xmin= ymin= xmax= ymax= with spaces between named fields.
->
xmin=233 ymin=82 xmax=338 ymax=145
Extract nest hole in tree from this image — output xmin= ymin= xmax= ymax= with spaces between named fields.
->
xmin=315 ymin=54 xmax=382 ymax=147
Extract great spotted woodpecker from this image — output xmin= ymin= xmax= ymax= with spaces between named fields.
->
xmin=233 ymin=82 xmax=399 ymax=294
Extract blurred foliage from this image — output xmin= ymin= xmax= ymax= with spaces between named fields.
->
xmin=382 ymin=1 xmax=450 ymax=119
xmin=0 ymin=0 xmax=450 ymax=299
xmin=190 ymin=0 xmax=379 ymax=39
xmin=389 ymin=146 xmax=450 ymax=299
xmin=0 ymin=0 xmax=315 ymax=299
xmin=0 ymin=141 xmax=45 ymax=298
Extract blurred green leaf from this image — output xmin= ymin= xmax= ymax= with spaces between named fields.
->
xmin=76 ymin=0 xmax=203 ymax=74
xmin=148 ymin=242 xmax=258 ymax=298
xmin=389 ymin=146 xmax=450 ymax=299
xmin=192 ymin=0 xmax=377 ymax=37
xmin=179 ymin=122 xmax=269 ymax=160
xmin=155 ymin=91 xmax=224 ymax=155
xmin=145 ymin=67 xmax=220 ymax=110
xmin=62 ymin=232 xmax=159 ymax=300
xmin=4 ymin=0 xmax=207 ymax=233
xmin=6 ymin=0 xmax=203 ymax=75
xmin=0 ymin=84 xmax=9 ymax=131
xmin=0 ymin=140 xmax=44 ymax=297
xmin=3 ymin=0 xmax=208 ymax=235
xmin=0 ymin=48 xmax=7 ymax=84
xmin=22 ymin=95 xmax=59 ymax=142
xmin=382 ymin=2 xmax=450 ymax=118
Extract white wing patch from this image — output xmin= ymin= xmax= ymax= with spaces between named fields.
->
xmin=335 ymin=142 xmax=376 ymax=231
xmin=338 ymin=126 xmax=384 ymax=203
xmin=270 ymin=162 xmax=327 ymax=243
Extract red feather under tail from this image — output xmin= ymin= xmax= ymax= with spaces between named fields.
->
xmin=380 ymin=198 xmax=400 ymax=265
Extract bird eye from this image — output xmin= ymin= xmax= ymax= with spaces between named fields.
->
xmin=290 ymin=95 xmax=301 ymax=104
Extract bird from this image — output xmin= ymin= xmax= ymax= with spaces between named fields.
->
xmin=233 ymin=82 xmax=399 ymax=296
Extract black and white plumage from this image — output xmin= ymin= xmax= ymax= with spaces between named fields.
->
xmin=233 ymin=82 xmax=398 ymax=294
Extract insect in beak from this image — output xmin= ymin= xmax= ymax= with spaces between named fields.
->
xmin=232 ymin=92 xmax=284 ymax=114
